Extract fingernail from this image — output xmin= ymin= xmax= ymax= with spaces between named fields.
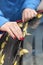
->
xmin=20 ymin=37 xmax=24 ymax=40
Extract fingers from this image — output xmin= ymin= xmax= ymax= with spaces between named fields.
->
xmin=8 ymin=28 xmax=16 ymax=39
xmin=22 ymin=12 xmax=24 ymax=22
xmin=1 ymin=22 xmax=23 ymax=40
xmin=22 ymin=8 xmax=37 ymax=22
xmin=14 ymin=22 xmax=23 ymax=38
xmin=32 ymin=10 xmax=37 ymax=17
xmin=9 ymin=22 xmax=23 ymax=40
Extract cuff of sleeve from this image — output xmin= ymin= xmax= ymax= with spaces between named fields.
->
xmin=22 ymin=4 xmax=37 ymax=10
xmin=0 ymin=16 xmax=9 ymax=27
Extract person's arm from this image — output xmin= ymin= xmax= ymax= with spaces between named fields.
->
xmin=22 ymin=0 xmax=41 ymax=22
xmin=0 ymin=10 xmax=9 ymax=26
xmin=0 ymin=10 xmax=23 ymax=40
xmin=22 ymin=0 xmax=41 ymax=10
xmin=0 ymin=10 xmax=9 ymax=38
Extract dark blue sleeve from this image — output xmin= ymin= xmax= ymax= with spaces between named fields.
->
xmin=0 ymin=10 xmax=9 ymax=26
xmin=22 ymin=0 xmax=41 ymax=10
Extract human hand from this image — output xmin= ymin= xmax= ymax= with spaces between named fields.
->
xmin=22 ymin=8 xmax=37 ymax=22
xmin=0 ymin=22 xmax=23 ymax=40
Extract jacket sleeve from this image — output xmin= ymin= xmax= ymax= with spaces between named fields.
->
xmin=0 ymin=10 xmax=9 ymax=27
xmin=22 ymin=0 xmax=41 ymax=10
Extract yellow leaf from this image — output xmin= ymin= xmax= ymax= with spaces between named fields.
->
xmin=37 ymin=14 xmax=42 ymax=18
xmin=20 ymin=49 xmax=29 ymax=56
xmin=14 ymin=61 xmax=17 ymax=65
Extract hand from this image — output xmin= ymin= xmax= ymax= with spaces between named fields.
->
xmin=22 ymin=8 xmax=37 ymax=22
xmin=0 ymin=22 xmax=23 ymax=40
